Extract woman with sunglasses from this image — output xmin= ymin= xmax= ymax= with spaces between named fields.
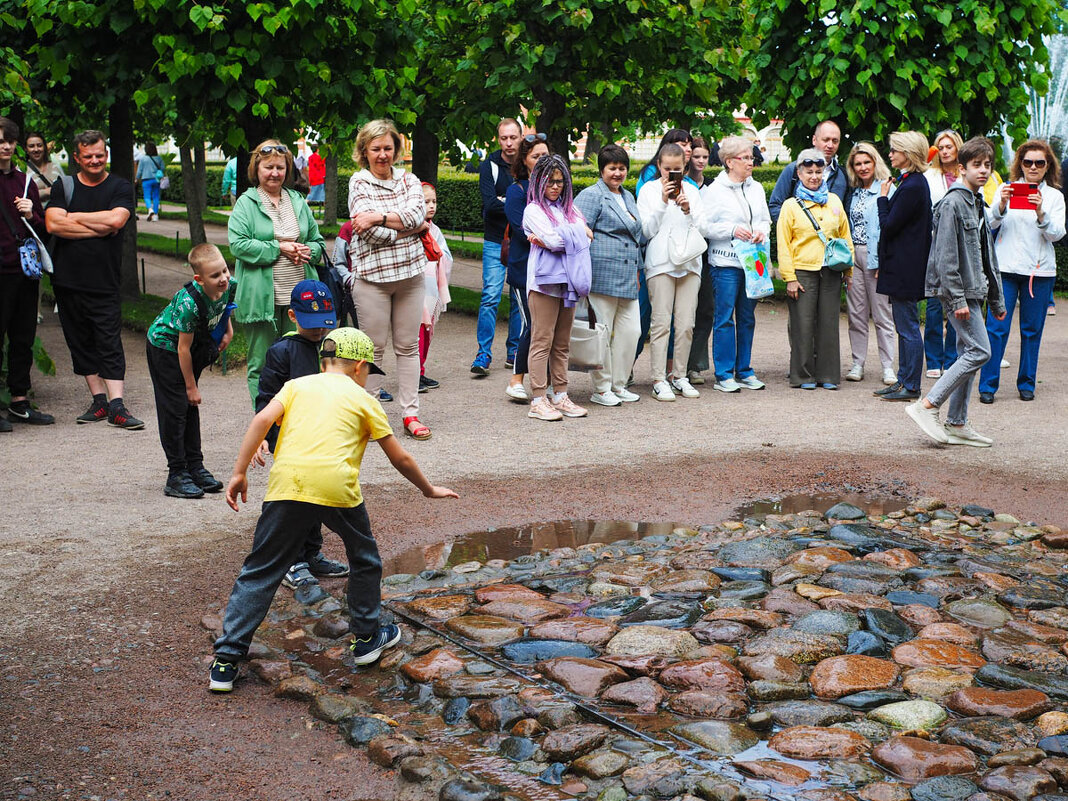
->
xmin=977 ymin=140 xmax=1065 ymax=404
xmin=229 ymin=138 xmax=326 ymax=404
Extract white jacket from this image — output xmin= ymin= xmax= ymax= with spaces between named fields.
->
xmin=637 ymin=179 xmax=711 ymax=279
xmin=988 ymin=180 xmax=1066 ymax=278
xmin=701 ymin=170 xmax=772 ymax=268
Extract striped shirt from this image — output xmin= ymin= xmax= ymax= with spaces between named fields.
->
xmin=258 ymin=187 xmax=305 ymax=306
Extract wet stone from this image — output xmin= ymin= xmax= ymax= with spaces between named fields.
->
xmin=585 ymin=596 xmax=646 ymax=619
xmin=944 ymin=688 xmax=1051 ymax=720
xmin=443 ymin=615 xmax=525 ymax=646
xmin=478 ymin=598 xmax=570 ymax=624
xmin=1037 ymin=713 xmax=1068 ymax=737
xmin=541 ymin=723 xmax=610 ymax=761
xmin=600 ymin=677 xmax=669 ymax=713
xmin=839 ymin=690 xmax=911 ymax=710
xmin=810 ymin=655 xmax=901 ymax=699
xmin=903 ymin=667 xmax=975 ymax=699
xmin=659 ymin=659 xmax=746 ymax=693
xmin=401 ymin=648 xmax=465 ymax=683
xmin=945 ymin=598 xmax=1014 ymax=629
xmin=794 ymin=610 xmax=863 ymax=637
xmin=835 ymin=719 xmax=894 ymax=744
xmin=310 ymin=694 xmax=367 ymax=723
xmin=716 ymin=580 xmax=770 ymax=600
xmin=737 ymin=653 xmax=805 ymax=682
xmin=734 ymin=759 xmax=812 ymax=786
xmin=871 ymin=736 xmax=979 ymax=782
xmin=442 ymin=697 xmax=470 ymax=724
xmin=672 ymin=721 xmax=760 ymax=755
xmin=978 ymin=767 xmax=1058 ymax=801
xmin=474 ymin=584 xmax=545 ymax=603
xmin=864 ymin=609 xmax=915 ymax=645
xmin=975 ymin=664 xmax=1068 ymax=701
xmin=747 ymin=679 xmax=812 ymax=702
xmin=536 ymin=657 xmax=628 ymax=697
xmin=275 ymin=674 xmax=321 ymax=701
xmin=467 ymin=695 xmax=526 ymax=731
xmin=998 ymin=586 xmax=1065 ymax=610
xmin=910 ymin=775 xmax=979 ymax=801
xmin=618 ymin=599 xmax=702 ymax=629
xmin=849 ymin=631 xmax=889 ymax=657
xmin=711 ymin=566 xmax=771 ymax=583
xmin=528 ymin=617 xmax=618 ymax=647
xmin=537 ymin=762 xmax=566 ymax=785
xmin=858 ymin=781 xmax=913 ymax=801
xmin=407 ymin=595 xmax=473 ymax=621
xmin=892 ymin=639 xmax=986 ymax=671
xmin=368 ymin=734 xmax=423 ymax=767
xmin=962 ymin=504 xmax=995 ymax=518
xmin=500 ymin=639 xmax=598 ymax=663
xmin=339 ymin=715 xmax=393 ymax=746
xmin=439 ymin=777 xmax=505 ymax=801
xmin=827 ymin=503 xmax=868 ymax=521
xmin=433 ymin=676 xmax=523 ymax=699
xmin=769 ymin=725 xmax=872 ymax=760
xmin=939 ymin=716 xmax=1038 ymax=756
xmin=622 ymin=758 xmax=690 ymax=797
xmin=498 ymin=736 xmax=536 ymax=762
xmin=652 ymin=569 xmax=720 ymax=594
xmin=669 ymin=690 xmax=748 ymax=718
xmin=572 ymin=749 xmax=629 ymax=779
xmin=886 ymin=590 xmax=942 ymax=608
xmin=919 ymin=622 xmax=979 ymax=648
xmin=717 ymin=536 xmax=802 ymax=568
xmin=766 ymin=700 xmax=855 ymax=727
xmin=744 ymin=628 xmax=845 ymax=664
xmin=691 ymin=620 xmax=753 ymax=643
xmin=867 ymin=700 xmax=947 ymax=730
xmin=988 ymin=749 xmax=1046 ymax=768
xmin=1037 ymin=736 xmax=1068 ymax=756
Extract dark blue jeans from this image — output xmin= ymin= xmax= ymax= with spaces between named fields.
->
xmin=891 ymin=297 xmax=923 ymax=392
xmin=710 ymin=265 xmax=756 ymax=381
xmin=979 ymin=272 xmax=1054 ymax=395
xmin=923 ymin=298 xmax=958 ymax=371
xmin=214 ymin=500 xmax=380 ymax=660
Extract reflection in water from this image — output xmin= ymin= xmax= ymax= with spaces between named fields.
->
xmin=735 ymin=491 xmax=908 ymax=518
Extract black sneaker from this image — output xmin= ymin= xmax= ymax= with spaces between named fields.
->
xmin=0 ymin=416 xmax=11 ymax=433
xmin=76 ymin=400 xmax=109 ymax=424
xmin=282 ymin=562 xmax=319 ymax=590
xmin=307 ymin=552 xmax=349 ymax=578
xmin=873 ymin=382 xmax=902 ymax=397
xmin=349 ymin=624 xmax=402 ymax=666
xmin=208 ymin=659 xmax=238 ymax=692
xmin=189 ymin=466 xmax=224 ymax=493
xmin=419 ymin=375 xmax=440 ymax=390
xmin=108 ymin=404 xmax=145 ymax=430
xmin=165 ymin=471 xmax=205 ymax=499
xmin=7 ymin=402 xmax=55 ymax=425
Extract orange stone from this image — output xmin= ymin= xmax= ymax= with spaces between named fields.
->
xmin=916 ymin=623 xmax=979 ymax=648
xmin=809 ymin=654 xmax=901 ymax=699
xmin=863 ymin=549 xmax=921 ymax=570
xmin=769 ymin=725 xmax=871 ymax=760
xmin=944 ymin=687 xmax=1051 ymax=720
xmin=891 ymin=639 xmax=986 ymax=671
xmin=473 ymin=583 xmax=545 ymax=603
xmin=786 ymin=547 xmax=855 ymax=569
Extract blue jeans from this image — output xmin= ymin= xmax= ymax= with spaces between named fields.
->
xmin=891 ymin=297 xmax=923 ymax=392
xmin=979 ymin=272 xmax=1054 ymax=395
xmin=475 ymin=241 xmax=520 ymax=363
xmin=636 ymin=268 xmax=673 ymax=360
xmin=923 ymin=298 xmax=957 ymax=371
xmin=215 ymin=500 xmax=380 ymax=660
xmin=142 ymin=178 xmax=160 ymax=215
xmin=711 ymin=265 xmax=756 ymax=381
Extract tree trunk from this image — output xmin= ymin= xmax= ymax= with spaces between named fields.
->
xmin=583 ymin=122 xmax=613 ymax=163
xmin=410 ymin=116 xmax=440 ymax=185
xmin=323 ymin=153 xmax=339 ymax=228
xmin=236 ymin=113 xmax=271 ymax=195
xmin=109 ymin=96 xmax=139 ymax=301
xmin=534 ymin=89 xmax=570 ymax=161
xmin=180 ymin=142 xmax=207 ymax=247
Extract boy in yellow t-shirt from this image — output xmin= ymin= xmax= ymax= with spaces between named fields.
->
xmin=209 ymin=328 xmax=457 ymax=693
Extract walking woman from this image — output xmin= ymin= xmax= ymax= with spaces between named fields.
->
xmin=137 ymin=143 xmax=164 ymax=221
xmin=874 ymin=131 xmax=932 ymax=402
xmin=844 ymin=142 xmax=897 ymax=385
xmin=978 ymin=139 xmax=1066 ymax=403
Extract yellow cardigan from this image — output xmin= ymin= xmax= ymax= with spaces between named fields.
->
xmin=776 ymin=195 xmax=854 ymax=282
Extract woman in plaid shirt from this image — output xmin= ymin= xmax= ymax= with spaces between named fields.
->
xmin=347 ymin=119 xmax=432 ymax=440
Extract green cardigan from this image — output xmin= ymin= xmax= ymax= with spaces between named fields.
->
xmin=228 ymin=187 xmax=326 ymax=324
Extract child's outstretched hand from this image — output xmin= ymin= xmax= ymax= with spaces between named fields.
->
xmin=226 ymin=473 xmax=248 ymax=511
xmin=425 ymin=485 xmax=459 ymax=499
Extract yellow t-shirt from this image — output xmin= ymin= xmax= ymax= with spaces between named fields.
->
xmin=265 ymin=373 xmax=393 ymax=508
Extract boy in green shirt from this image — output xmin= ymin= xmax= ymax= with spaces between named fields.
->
xmin=146 ymin=243 xmax=236 ymax=498
xmin=210 ymin=327 xmax=457 ymax=693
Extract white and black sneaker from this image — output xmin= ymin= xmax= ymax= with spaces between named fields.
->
xmin=208 ymin=659 xmax=238 ymax=692
xmin=349 ymin=624 xmax=402 ymax=666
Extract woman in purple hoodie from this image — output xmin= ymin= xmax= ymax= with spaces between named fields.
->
xmin=522 ymin=154 xmax=593 ymax=421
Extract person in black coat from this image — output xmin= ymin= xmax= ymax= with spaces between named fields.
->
xmin=874 ymin=131 xmax=933 ymax=401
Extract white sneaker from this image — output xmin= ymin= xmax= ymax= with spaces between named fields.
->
xmin=528 ymin=397 xmax=562 ymax=421
xmin=652 ymin=381 xmax=676 ymax=402
xmin=944 ymin=422 xmax=993 ymax=447
xmin=612 ymin=386 xmax=640 ymax=403
xmin=925 ymin=368 xmax=942 ymax=379
xmin=882 ymin=367 xmax=897 ymax=386
xmin=1000 ymin=358 xmax=1010 ymax=368
xmin=713 ymin=377 xmax=741 ymax=393
xmin=845 ymin=364 xmax=863 ymax=382
xmin=906 ymin=401 xmax=949 ymax=443
xmin=670 ymin=376 xmax=700 ymax=398
xmin=686 ymin=370 xmax=705 ymax=385
xmin=505 ymin=382 xmax=531 ymax=403
xmin=739 ymin=375 xmax=766 ymax=390
xmin=590 ymin=390 xmax=622 ymax=407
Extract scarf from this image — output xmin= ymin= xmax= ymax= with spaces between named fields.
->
xmin=795 ymin=181 xmax=829 ymax=206
xmin=420 ymin=229 xmax=443 ymax=263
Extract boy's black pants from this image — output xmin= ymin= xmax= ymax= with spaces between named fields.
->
xmin=146 ymin=342 xmax=204 ymax=473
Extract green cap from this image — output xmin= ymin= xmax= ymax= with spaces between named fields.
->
xmin=320 ymin=327 xmax=384 ymax=374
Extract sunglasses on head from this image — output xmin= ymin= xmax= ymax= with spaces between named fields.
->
xmin=524 ymin=133 xmax=547 ymax=143
xmin=259 ymin=144 xmax=289 ymax=155
xmin=1022 ymin=158 xmax=1047 ymax=168
xmin=800 ymin=158 xmax=825 ymax=167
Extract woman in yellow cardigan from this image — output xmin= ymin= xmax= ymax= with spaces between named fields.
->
xmin=777 ymin=148 xmax=854 ymax=389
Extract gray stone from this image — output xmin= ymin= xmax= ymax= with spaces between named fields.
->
xmin=976 ymin=664 xmax=1068 ymax=701
xmin=910 ymin=775 xmax=978 ymax=801
xmin=671 ymin=721 xmax=760 ymax=755
xmin=826 ymin=503 xmax=867 ymax=521
xmin=867 ymin=700 xmax=947 ymax=730
xmin=793 ymin=610 xmax=862 ymax=637
xmin=939 ymin=716 xmax=1037 ymax=755
xmin=864 ymin=609 xmax=914 ymax=645
xmin=766 ymin=700 xmax=855 ymax=727
xmin=498 ymin=736 xmax=536 ymax=761
xmin=585 ymin=596 xmax=647 ymax=619
xmin=439 ymin=777 xmax=505 ymax=801
xmin=339 ymin=715 xmax=392 ymax=746
xmin=500 ymin=639 xmax=598 ymax=663
xmin=945 ymin=598 xmax=1013 ymax=628
xmin=838 ymin=690 xmax=910 ymax=710
xmin=618 ymin=599 xmax=702 ymax=629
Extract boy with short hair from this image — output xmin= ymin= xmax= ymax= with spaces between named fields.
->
xmin=146 ymin=243 xmax=235 ymax=498
xmin=254 ymin=280 xmax=349 ymax=590
xmin=906 ymin=137 xmax=1007 ymax=447
xmin=209 ymin=328 xmax=457 ymax=693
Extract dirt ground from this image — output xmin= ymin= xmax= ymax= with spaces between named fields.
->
xmin=3 ymin=277 xmax=1067 ymax=800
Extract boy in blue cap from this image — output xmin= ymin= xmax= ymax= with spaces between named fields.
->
xmin=254 ymin=279 xmax=348 ymax=589
xmin=210 ymin=328 xmax=457 ymax=692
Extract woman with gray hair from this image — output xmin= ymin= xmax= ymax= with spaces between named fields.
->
xmin=701 ymin=135 xmax=771 ymax=392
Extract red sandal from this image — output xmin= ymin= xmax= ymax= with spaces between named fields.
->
xmin=403 ymin=416 xmax=431 ymax=440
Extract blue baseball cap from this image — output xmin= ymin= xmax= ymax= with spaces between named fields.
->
xmin=290 ymin=280 xmax=336 ymax=328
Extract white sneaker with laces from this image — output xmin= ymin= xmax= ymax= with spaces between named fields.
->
xmin=845 ymin=364 xmax=863 ymax=382
xmin=652 ymin=381 xmax=676 ymax=402
xmin=943 ymin=421 xmax=993 ymax=447
xmin=670 ymin=376 xmax=700 ymax=398
xmin=882 ymin=367 xmax=897 ymax=386
xmin=612 ymin=386 xmax=640 ymax=403
xmin=739 ymin=376 xmax=765 ymax=390
xmin=590 ymin=390 xmax=622 ymax=407
xmin=505 ymin=382 xmax=531 ymax=402
xmin=713 ymin=377 xmax=741 ymax=393
xmin=905 ymin=401 xmax=949 ymax=443
xmin=528 ymin=397 xmax=562 ymax=421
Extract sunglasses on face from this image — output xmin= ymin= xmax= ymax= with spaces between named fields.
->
xmin=524 ymin=133 xmax=547 ymax=143
xmin=1022 ymin=158 xmax=1047 ymax=168
xmin=259 ymin=144 xmax=289 ymax=155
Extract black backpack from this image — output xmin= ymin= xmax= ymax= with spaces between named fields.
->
xmin=185 ymin=280 xmax=236 ymax=370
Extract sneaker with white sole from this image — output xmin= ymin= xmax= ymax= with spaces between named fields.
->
xmin=282 ymin=562 xmax=319 ymax=590
xmin=669 ymin=376 xmax=700 ymax=398
xmin=738 ymin=376 xmax=765 ymax=390
xmin=551 ymin=393 xmax=588 ymax=418
xmin=505 ymin=382 xmax=531 ymax=403
xmin=845 ymin=364 xmax=863 ymax=382
xmin=208 ymin=658 xmax=238 ymax=692
xmin=713 ymin=377 xmax=741 ymax=393
xmin=612 ymin=386 xmax=640 ymax=403
xmin=925 ymin=368 xmax=942 ymax=379
xmin=686 ymin=370 xmax=705 ymax=385
xmin=943 ymin=422 xmax=993 ymax=447
xmin=590 ymin=390 xmax=622 ymax=407
xmin=528 ymin=397 xmax=563 ymax=421
xmin=882 ymin=367 xmax=897 ymax=386
xmin=652 ymin=381 xmax=676 ymax=402
xmin=349 ymin=623 xmax=402 ymax=666
xmin=905 ymin=401 xmax=949 ymax=443
xmin=1000 ymin=358 xmax=1010 ymax=368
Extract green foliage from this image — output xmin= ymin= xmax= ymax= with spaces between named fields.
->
xmin=746 ymin=0 xmax=1063 ymax=153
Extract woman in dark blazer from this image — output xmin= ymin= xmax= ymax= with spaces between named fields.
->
xmin=874 ymin=130 xmax=932 ymax=402
xmin=574 ymin=144 xmax=644 ymax=406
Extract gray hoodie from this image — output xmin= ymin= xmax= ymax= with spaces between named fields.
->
xmin=925 ymin=183 xmax=1005 ymax=316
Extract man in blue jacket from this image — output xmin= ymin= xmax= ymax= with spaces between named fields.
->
xmin=769 ymin=120 xmax=848 ymax=223
xmin=471 ymin=118 xmax=523 ymax=376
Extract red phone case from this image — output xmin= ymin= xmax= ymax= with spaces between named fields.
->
xmin=1009 ymin=182 xmax=1037 ymax=210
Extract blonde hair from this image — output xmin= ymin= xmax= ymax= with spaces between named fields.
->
xmin=188 ymin=242 xmax=225 ymax=275
xmin=247 ymin=139 xmax=295 ymax=186
xmin=889 ymin=131 xmax=930 ymax=174
xmin=353 ymin=119 xmax=404 ymax=169
xmin=931 ymin=130 xmax=964 ymax=175
xmin=846 ymin=141 xmax=891 ymax=186
xmin=718 ymin=136 xmax=752 ymax=163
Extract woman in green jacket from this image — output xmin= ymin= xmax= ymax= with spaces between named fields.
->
xmin=228 ymin=140 xmax=326 ymax=403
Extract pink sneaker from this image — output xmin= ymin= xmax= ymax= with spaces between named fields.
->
xmin=551 ymin=393 xmax=588 ymax=418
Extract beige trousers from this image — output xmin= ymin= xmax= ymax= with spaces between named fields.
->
xmin=846 ymin=244 xmax=895 ymax=370
xmin=648 ymin=271 xmax=701 ymax=382
xmin=527 ymin=290 xmax=575 ymax=397
xmin=587 ymin=293 xmax=641 ymax=394
xmin=352 ymin=273 xmax=424 ymax=417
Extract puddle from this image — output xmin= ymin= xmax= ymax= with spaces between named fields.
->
xmin=734 ymin=491 xmax=908 ymax=519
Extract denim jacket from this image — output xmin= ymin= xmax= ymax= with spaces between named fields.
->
xmin=926 ymin=184 xmax=1005 ymax=315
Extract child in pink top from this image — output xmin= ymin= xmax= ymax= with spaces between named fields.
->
xmin=418 ymin=182 xmax=452 ymax=390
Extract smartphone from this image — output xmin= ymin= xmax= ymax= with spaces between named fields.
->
xmin=668 ymin=170 xmax=683 ymax=195
xmin=1009 ymin=182 xmax=1039 ymax=210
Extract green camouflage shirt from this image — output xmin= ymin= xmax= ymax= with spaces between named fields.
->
xmin=146 ymin=279 xmax=236 ymax=353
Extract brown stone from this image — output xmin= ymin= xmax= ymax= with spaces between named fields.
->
xmin=1042 ymin=530 xmax=1068 ymax=549
xmin=651 ymin=569 xmax=721 ymax=593
xmin=737 ymin=654 xmax=805 ymax=683
xmin=871 ymin=736 xmax=979 ymax=782
xmin=799 ymin=792 xmax=860 ymax=801
xmin=312 ymin=615 xmax=351 ymax=639
xmin=916 ymin=622 xmax=979 ymax=648
xmin=692 ymin=620 xmax=753 ymax=643
xmin=915 ymin=577 xmax=980 ymax=598
xmin=510 ymin=718 xmax=544 ymax=737
xmin=367 ymin=735 xmax=422 ymax=767
xmin=406 ymin=594 xmax=473 ymax=621
xmin=819 ymin=593 xmax=894 ymax=612
xmin=528 ymin=616 xmax=619 ymax=647
xmin=856 ymin=781 xmax=912 ymax=801
xmin=1038 ymin=757 xmax=1068 ymax=786
xmin=809 ymin=655 xmax=901 ymax=699
xmin=668 ymin=690 xmax=749 ymax=719
xmin=864 ymin=549 xmax=922 ymax=570
xmin=432 ymin=676 xmax=523 ymax=698
xmin=443 ymin=614 xmax=525 ymax=645
xmin=571 ymin=750 xmax=629 ymax=779
xmin=902 ymin=667 xmax=974 ymax=699
xmin=973 ymin=572 xmax=1019 ymax=593
xmin=1037 ymin=711 xmax=1068 ymax=736
xmin=762 ymin=587 xmax=822 ymax=615
xmin=978 ymin=766 xmax=1057 ymax=801
xmin=733 ymin=759 xmax=812 ymax=786
xmin=248 ymin=659 xmax=292 ymax=684
xmin=704 ymin=608 xmax=784 ymax=629
xmin=1005 ymin=618 xmax=1068 ymax=644
xmin=479 ymin=598 xmax=570 ymax=624
xmin=897 ymin=604 xmax=945 ymax=627
xmin=797 ymin=583 xmax=844 ymax=601
xmin=600 ymin=677 xmax=668 ymax=713
xmin=536 ymin=657 xmax=628 ymax=697
xmin=768 ymin=725 xmax=871 ymax=760
xmin=658 ymin=658 xmax=746 ymax=693
xmin=987 ymin=748 xmax=1046 ymax=767
xmin=541 ymin=723 xmax=610 ymax=761
xmin=944 ymin=688 xmax=1051 ymax=720
xmin=589 ymin=561 xmax=668 ymax=586
xmin=891 ymin=639 xmax=986 ymax=671
xmin=274 ymin=674 xmax=321 ymax=701
xmin=473 ymin=583 xmax=545 ymax=603
xmin=400 ymin=648 xmax=464 ymax=683
xmin=786 ymin=546 xmax=856 ymax=569
xmin=622 ymin=758 xmax=689 ymax=797
xmin=599 ymin=653 xmax=672 ymax=677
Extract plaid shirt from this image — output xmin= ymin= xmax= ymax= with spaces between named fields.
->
xmin=347 ymin=168 xmax=427 ymax=283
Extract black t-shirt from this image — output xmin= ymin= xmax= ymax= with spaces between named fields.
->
xmin=50 ymin=173 xmax=135 ymax=293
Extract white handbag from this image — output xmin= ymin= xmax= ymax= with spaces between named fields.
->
xmin=667 ymin=220 xmax=706 ymax=266
xmin=568 ymin=300 xmax=610 ymax=372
